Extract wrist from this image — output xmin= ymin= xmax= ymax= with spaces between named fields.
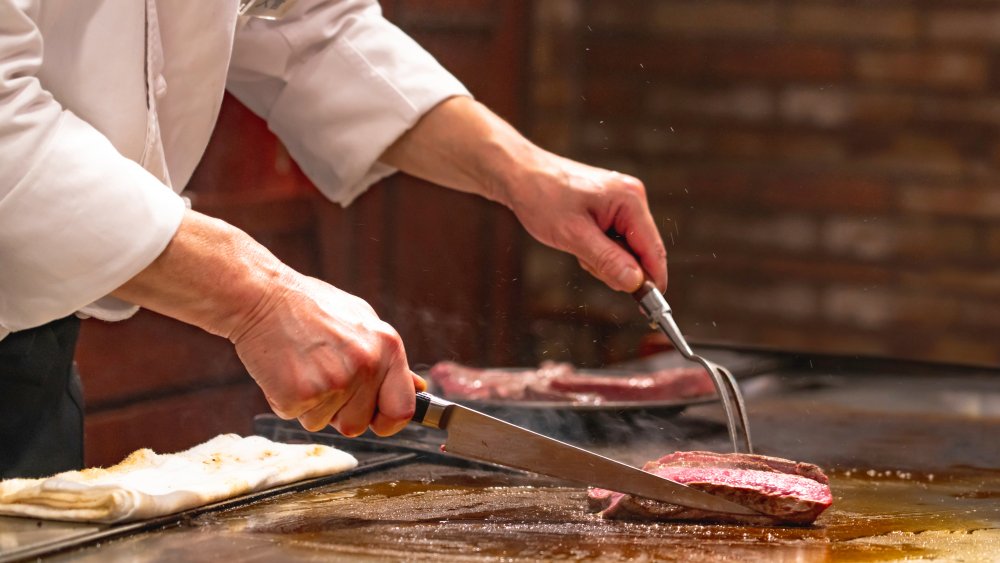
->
xmin=112 ymin=210 xmax=296 ymax=341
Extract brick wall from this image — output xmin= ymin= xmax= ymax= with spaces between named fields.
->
xmin=524 ymin=0 xmax=1000 ymax=366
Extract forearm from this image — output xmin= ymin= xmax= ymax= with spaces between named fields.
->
xmin=378 ymin=96 xmax=541 ymax=208
xmin=110 ymin=209 xmax=291 ymax=340
xmin=380 ymin=95 xmax=667 ymax=292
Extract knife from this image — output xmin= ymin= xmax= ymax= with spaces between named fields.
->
xmin=411 ymin=391 xmax=759 ymax=515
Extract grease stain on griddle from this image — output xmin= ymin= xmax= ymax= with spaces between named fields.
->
xmin=193 ymin=465 xmax=1000 ymax=562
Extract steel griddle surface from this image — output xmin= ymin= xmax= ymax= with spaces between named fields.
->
xmin=18 ymin=355 xmax=1000 ymax=561
xmin=38 ymin=463 xmax=1000 ymax=562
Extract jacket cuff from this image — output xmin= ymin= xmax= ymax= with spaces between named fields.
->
xmin=0 ymin=112 xmax=185 ymax=333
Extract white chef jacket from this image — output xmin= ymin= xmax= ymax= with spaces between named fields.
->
xmin=0 ymin=0 xmax=469 ymax=340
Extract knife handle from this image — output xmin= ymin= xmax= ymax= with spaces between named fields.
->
xmin=412 ymin=391 xmax=453 ymax=429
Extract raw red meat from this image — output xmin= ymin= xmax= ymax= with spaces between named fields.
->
xmin=427 ymin=361 xmax=715 ymax=405
xmin=588 ymin=451 xmax=833 ymax=525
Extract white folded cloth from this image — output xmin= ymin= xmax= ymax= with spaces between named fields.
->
xmin=0 ymin=434 xmax=357 ymax=523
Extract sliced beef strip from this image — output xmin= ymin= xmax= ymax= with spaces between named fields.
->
xmin=428 ymin=361 xmax=714 ymax=405
xmin=545 ymin=368 xmax=715 ymax=402
xmin=588 ymin=451 xmax=832 ymax=526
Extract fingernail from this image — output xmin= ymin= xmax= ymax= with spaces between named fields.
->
xmin=619 ymin=266 xmax=642 ymax=292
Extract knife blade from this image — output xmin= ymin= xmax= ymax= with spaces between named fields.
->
xmin=411 ymin=391 xmax=758 ymax=516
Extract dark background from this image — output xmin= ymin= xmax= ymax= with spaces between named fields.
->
xmin=77 ymin=0 xmax=1000 ymax=465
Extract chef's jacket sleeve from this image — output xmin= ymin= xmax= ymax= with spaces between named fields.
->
xmin=0 ymin=3 xmax=185 ymax=336
xmin=227 ymin=0 xmax=471 ymax=206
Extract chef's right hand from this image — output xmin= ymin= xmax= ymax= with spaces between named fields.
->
xmin=228 ymin=272 xmax=421 ymax=437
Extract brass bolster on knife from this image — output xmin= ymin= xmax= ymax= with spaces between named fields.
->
xmin=413 ymin=392 xmax=453 ymax=429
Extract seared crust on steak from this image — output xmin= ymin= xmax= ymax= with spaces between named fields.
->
xmin=588 ymin=451 xmax=833 ymax=526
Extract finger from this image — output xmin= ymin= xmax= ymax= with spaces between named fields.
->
xmin=612 ymin=180 xmax=668 ymax=292
xmin=328 ymin=380 xmax=379 ymax=438
xmin=572 ymin=223 xmax=644 ymax=292
xmin=370 ymin=366 xmax=418 ymax=437
xmin=296 ymin=393 xmax=342 ymax=432
xmin=264 ymin=392 xmax=297 ymax=421
xmin=412 ymin=373 xmax=428 ymax=392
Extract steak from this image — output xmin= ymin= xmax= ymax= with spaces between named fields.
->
xmin=428 ymin=361 xmax=715 ymax=405
xmin=588 ymin=451 xmax=833 ymax=525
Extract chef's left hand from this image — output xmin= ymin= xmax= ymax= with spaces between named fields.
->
xmin=501 ymin=152 xmax=667 ymax=293
xmin=379 ymin=96 xmax=667 ymax=294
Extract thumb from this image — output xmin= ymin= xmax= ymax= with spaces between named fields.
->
xmin=574 ymin=226 xmax=644 ymax=292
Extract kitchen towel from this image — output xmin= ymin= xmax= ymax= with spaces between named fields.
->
xmin=0 ymin=433 xmax=357 ymax=523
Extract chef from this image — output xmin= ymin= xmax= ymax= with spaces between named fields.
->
xmin=0 ymin=0 xmax=667 ymax=478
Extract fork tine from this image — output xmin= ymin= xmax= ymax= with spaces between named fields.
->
xmin=713 ymin=363 xmax=753 ymax=453
xmin=629 ymin=277 xmax=754 ymax=453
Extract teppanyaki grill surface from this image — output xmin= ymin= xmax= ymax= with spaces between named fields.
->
xmin=10 ymin=351 xmax=1000 ymax=562
xmin=33 ymin=461 xmax=1000 ymax=562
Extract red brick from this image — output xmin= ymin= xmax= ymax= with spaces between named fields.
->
xmin=916 ymin=97 xmax=1000 ymax=124
xmin=928 ymin=9 xmax=1000 ymax=45
xmin=779 ymin=87 xmax=850 ymax=128
xmin=579 ymin=119 xmax=628 ymax=152
xmin=645 ymin=85 xmax=773 ymax=122
xmin=772 ymin=132 xmax=847 ymax=164
xmin=894 ymin=221 xmax=978 ymax=262
xmin=685 ymin=279 xmax=819 ymax=321
xmin=900 ymin=184 xmax=1000 ymax=219
xmin=711 ymin=43 xmax=848 ymax=82
xmin=825 ymin=289 xmax=1000 ymax=334
xmin=585 ymin=38 xmax=710 ymax=77
xmin=899 ymin=268 xmax=1000 ymax=301
xmin=686 ymin=211 xmax=818 ymax=253
xmin=853 ymin=92 xmax=918 ymax=124
xmin=711 ymin=130 xmax=769 ymax=158
xmin=530 ymin=116 xmax=573 ymax=153
xmin=586 ymin=0 xmax=654 ymax=29
xmin=988 ymin=227 xmax=1000 ymax=259
xmin=533 ymin=75 xmax=574 ymax=109
xmin=634 ymin=124 xmax=709 ymax=157
xmin=580 ymin=78 xmax=641 ymax=116
xmin=758 ymin=175 xmax=892 ymax=213
xmin=789 ymin=5 xmax=918 ymax=42
xmin=680 ymin=169 xmax=755 ymax=201
xmin=854 ymin=133 xmax=967 ymax=176
xmin=650 ymin=1 xmax=780 ymax=37
xmin=821 ymin=217 xmax=898 ymax=261
xmin=855 ymin=50 xmax=989 ymax=92
xmin=822 ymin=217 xmax=978 ymax=262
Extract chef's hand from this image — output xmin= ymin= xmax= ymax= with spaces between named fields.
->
xmin=112 ymin=210 xmax=424 ymax=437
xmin=502 ymin=153 xmax=666 ymax=293
xmin=380 ymin=96 xmax=667 ymax=292
xmin=229 ymin=273 xmax=423 ymax=437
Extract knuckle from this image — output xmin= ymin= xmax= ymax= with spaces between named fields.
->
xmin=343 ymin=342 xmax=379 ymax=376
xmin=374 ymin=322 xmax=405 ymax=360
xmin=593 ymin=245 xmax=622 ymax=276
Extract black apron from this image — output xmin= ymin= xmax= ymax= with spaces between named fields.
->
xmin=0 ymin=316 xmax=85 ymax=479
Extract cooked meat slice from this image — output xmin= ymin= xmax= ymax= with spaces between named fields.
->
xmin=545 ymin=368 xmax=715 ymax=402
xmin=588 ymin=451 xmax=833 ymax=526
xmin=428 ymin=361 xmax=714 ymax=405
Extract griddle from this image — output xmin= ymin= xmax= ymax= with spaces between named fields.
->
xmin=4 ymin=348 xmax=1000 ymax=562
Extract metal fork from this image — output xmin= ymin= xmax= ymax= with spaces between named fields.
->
xmin=631 ymin=280 xmax=754 ymax=454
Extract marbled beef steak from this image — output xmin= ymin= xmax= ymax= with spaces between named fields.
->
xmin=588 ymin=451 xmax=833 ymax=525
xmin=428 ymin=361 xmax=715 ymax=405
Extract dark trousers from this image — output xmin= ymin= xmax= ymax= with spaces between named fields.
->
xmin=0 ymin=316 xmax=84 ymax=478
